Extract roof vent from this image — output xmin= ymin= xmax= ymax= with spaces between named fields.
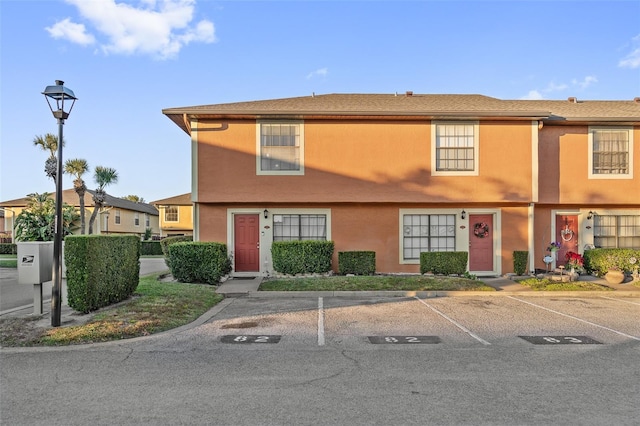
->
xmin=405 ymin=91 xmax=413 ymax=97
xmin=568 ymin=96 xmax=577 ymax=103
xmin=634 ymin=97 xmax=640 ymax=103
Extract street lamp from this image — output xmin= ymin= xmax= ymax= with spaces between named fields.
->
xmin=42 ymin=80 xmax=77 ymax=327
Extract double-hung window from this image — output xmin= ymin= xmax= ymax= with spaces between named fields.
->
xmin=432 ymin=121 xmax=479 ymax=176
xmin=402 ymin=214 xmax=456 ymax=261
xmin=257 ymin=121 xmax=304 ymax=175
xmin=594 ymin=215 xmax=640 ymax=249
xmin=273 ymin=214 xmax=326 ymax=241
xmin=589 ymin=127 xmax=633 ymax=179
xmin=134 ymin=213 xmax=140 ymax=227
xmin=114 ymin=210 xmax=121 ymax=225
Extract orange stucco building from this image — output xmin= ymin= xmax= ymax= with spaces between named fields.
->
xmin=163 ymin=93 xmax=640 ymax=277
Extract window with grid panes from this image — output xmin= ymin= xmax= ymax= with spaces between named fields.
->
xmin=134 ymin=213 xmax=140 ymax=226
xmin=273 ymin=214 xmax=326 ymax=241
xmin=165 ymin=206 xmax=178 ymax=222
xmin=435 ymin=123 xmax=476 ymax=171
xmin=594 ymin=215 xmax=640 ymax=249
xmin=115 ymin=209 xmax=121 ymax=224
xmin=259 ymin=122 xmax=302 ymax=173
xmin=589 ymin=127 xmax=633 ymax=178
xmin=403 ymin=214 xmax=456 ymax=260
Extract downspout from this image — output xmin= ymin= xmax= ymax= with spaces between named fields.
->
xmin=529 ymin=120 xmax=541 ymax=274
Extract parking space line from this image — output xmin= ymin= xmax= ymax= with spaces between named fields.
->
xmin=600 ymin=296 xmax=640 ymax=306
xmin=415 ymin=297 xmax=491 ymax=345
xmin=508 ymin=296 xmax=640 ymax=341
xmin=318 ymin=297 xmax=325 ymax=346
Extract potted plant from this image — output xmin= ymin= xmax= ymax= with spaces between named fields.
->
xmin=604 ymin=267 xmax=625 ymax=285
xmin=564 ymin=251 xmax=585 ymax=275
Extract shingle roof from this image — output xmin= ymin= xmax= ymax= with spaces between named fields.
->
xmin=0 ymin=189 xmax=159 ymax=215
xmin=163 ymin=93 xmax=640 ymax=134
xmin=150 ymin=193 xmax=192 ymax=205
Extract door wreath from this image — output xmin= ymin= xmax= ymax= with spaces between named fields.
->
xmin=473 ymin=222 xmax=490 ymax=238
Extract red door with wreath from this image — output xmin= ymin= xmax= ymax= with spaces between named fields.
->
xmin=555 ymin=215 xmax=579 ymax=267
xmin=469 ymin=214 xmax=494 ymax=271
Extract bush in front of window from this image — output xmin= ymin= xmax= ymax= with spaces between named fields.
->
xmin=583 ymin=248 xmax=640 ymax=276
xmin=420 ymin=251 xmax=468 ymax=275
xmin=65 ymin=235 xmax=140 ymax=314
xmin=272 ymin=240 xmax=334 ymax=275
xmin=338 ymin=251 xmax=376 ymax=275
xmin=513 ymin=251 xmax=529 ymax=276
xmin=168 ymin=242 xmax=231 ymax=285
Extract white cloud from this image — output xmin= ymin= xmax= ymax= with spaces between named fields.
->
xmin=45 ymin=17 xmax=96 ymax=46
xmin=306 ymin=68 xmax=328 ymax=80
xmin=619 ymin=34 xmax=640 ymax=68
xmin=572 ymin=75 xmax=598 ymax=89
xmin=520 ymin=90 xmax=543 ymax=100
xmin=47 ymin=0 xmax=215 ymax=59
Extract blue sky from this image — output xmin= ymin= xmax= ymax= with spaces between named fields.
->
xmin=1 ymin=0 xmax=639 ymax=204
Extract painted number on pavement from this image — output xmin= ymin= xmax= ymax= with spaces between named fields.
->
xmin=368 ymin=336 xmax=441 ymax=344
xmin=221 ymin=335 xmax=281 ymax=344
xmin=519 ymin=336 xmax=602 ymax=345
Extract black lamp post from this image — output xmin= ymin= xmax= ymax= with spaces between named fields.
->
xmin=42 ymin=80 xmax=77 ymax=327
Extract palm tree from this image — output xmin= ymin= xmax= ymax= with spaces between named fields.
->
xmin=33 ymin=133 xmax=64 ymax=183
xmin=88 ymin=166 xmax=118 ymax=234
xmin=64 ymin=158 xmax=89 ymax=234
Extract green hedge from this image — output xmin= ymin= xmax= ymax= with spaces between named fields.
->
xmin=168 ymin=242 xmax=231 ymax=284
xmin=160 ymin=235 xmax=193 ymax=257
xmin=513 ymin=251 xmax=529 ymax=275
xmin=338 ymin=251 xmax=376 ymax=275
xmin=583 ymin=248 xmax=640 ymax=276
xmin=140 ymin=240 xmax=163 ymax=256
xmin=0 ymin=243 xmax=17 ymax=255
xmin=65 ymin=235 xmax=140 ymax=314
xmin=272 ymin=241 xmax=334 ymax=275
xmin=420 ymin=251 xmax=468 ymax=275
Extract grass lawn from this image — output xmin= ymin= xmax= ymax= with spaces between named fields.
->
xmin=516 ymin=277 xmax=614 ymax=291
xmin=0 ymin=274 xmax=223 ymax=347
xmin=260 ymin=275 xmax=495 ymax=292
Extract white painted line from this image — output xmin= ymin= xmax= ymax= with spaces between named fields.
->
xmin=508 ymin=296 xmax=640 ymax=341
xmin=317 ymin=297 xmax=325 ymax=346
xmin=600 ymin=296 xmax=640 ymax=306
xmin=415 ymin=297 xmax=491 ymax=345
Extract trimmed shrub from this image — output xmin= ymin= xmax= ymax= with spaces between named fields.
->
xmin=272 ymin=241 xmax=334 ymax=275
xmin=338 ymin=251 xmax=376 ymax=275
xmin=420 ymin=251 xmax=468 ymax=275
xmin=0 ymin=243 xmax=17 ymax=255
xmin=140 ymin=240 xmax=163 ymax=256
xmin=168 ymin=242 xmax=231 ymax=284
xmin=583 ymin=248 xmax=640 ymax=276
xmin=160 ymin=235 xmax=193 ymax=257
xmin=65 ymin=235 xmax=140 ymax=314
xmin=513 ymin=251 xmax=529 ymax=275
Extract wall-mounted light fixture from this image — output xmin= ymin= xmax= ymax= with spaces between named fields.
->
xmin=263 ymin=209 xmax=269 ymax=219
xmin=587 ymin=211 xmax=594 ymax=220
xmin=461 ymin=210 xmax=466 ymax=220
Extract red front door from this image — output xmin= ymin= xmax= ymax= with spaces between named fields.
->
xmin=469 ymin=214 xmax=494 ymax=271
xmin=234 ymin=214 xmax=260 ymax=272
xmin=555 ymin=215 xmax=579 ymax=266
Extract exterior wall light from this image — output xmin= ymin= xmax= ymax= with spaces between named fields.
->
xmin=461 ymin=210 xmax=466 ymax=220
xmin=587 ymin=211 xmax=594 ymax=220
xmin=264 ymin=209 xmax=269 ymax=219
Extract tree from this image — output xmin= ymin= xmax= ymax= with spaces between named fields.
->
xmin=64 ymin=158 xmax=90 ymax=234
xmin=33 ymin=133 xmax=64 ymax=183
xmin=122 ymin=195 xmax=145 ymax=203
xmin=88 ymin=166 xmax=119 ymax=234
xmin=14 ymin=193 xmax=78 ymax=241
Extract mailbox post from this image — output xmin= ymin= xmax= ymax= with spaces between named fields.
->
xmin=17 ymin=242 xmax=54 ymax=315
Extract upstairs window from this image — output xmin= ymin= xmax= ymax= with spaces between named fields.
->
xmin=589 ymin=127 xmax=633 ymax=179
xmin=134 ymin=213 xmax=140 ymax=226
xmin=432 ymin=122 xmax=479 ymax=176
xmin=165 ymin=206 xmax=178 ymax=222
xmin=257 ymin=121 xmax=304 ymax=175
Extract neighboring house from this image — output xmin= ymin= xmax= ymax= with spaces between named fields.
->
xmin=151 ymin=193 xmax=194 ymax=238
xmin=162 ymin=93 xmax=640 ymax=277
xmin=0 ymin=189 xmax=160 ymax=240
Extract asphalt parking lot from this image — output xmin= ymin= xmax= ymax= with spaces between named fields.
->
xmin=183 ymin=294 xmax=640 ymax=350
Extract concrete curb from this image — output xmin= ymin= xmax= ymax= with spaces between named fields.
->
xmin=247 ymin=290 xmax=640 ymax=298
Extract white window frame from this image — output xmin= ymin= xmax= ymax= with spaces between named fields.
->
xmin=256 ymin=120 xmax=305 ymax=176
xmin=431 ymin=121 xmax=479 ymax=176
xmin=399 ymin=209 xmax=465 ymax=264
xmin=588 ymin=126 xmax=633 ymax=179
xmin=134 ymin=212 xmax=140 ymax=227
xmin=165 ymin=206 xmax=179 ymax=222
xmin=114 ymin=209 xmax=121 ymax=225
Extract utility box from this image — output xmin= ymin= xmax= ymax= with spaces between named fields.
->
xmin=17 ymin=242 xmax=54 ymax=284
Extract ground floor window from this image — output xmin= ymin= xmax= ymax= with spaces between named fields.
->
xmin=273 ymin=214 xmax=327 ymax=241
xmin=402 ymin=214 xmax=456 ymax=260
xmin=594 ymin=215 xmax=640 ymax=248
